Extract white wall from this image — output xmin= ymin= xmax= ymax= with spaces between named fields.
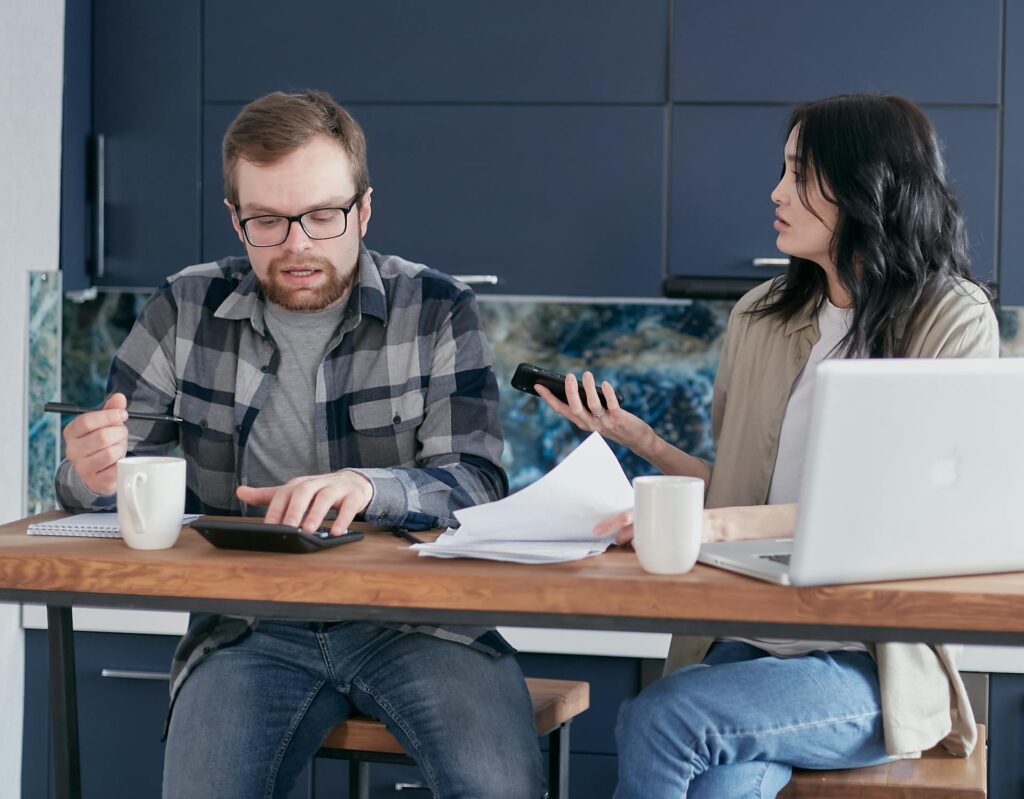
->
xmin=0 ymin=1 xmax=66 ymax=795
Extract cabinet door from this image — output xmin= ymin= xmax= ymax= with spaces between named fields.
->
xmin=672 ymin=0 xmax=1000 ymax=104
xmin=87 ymin=0 xmax=202 ymax=290
xmin=205 ymin=0 xmax=668 ymax=104
xmin=988 ymin=674 xmax=1024 ymax=799
xmin=203 ymin=104 xmax=666 ymax=297
xmin=23 ymin=630 xmax=180 ymax=798
xmin=22 ymin=631 xmax=52 ymax=799
xmin=312 ymin=753 xmax=618 ymax=798
xmin=1000 ymin=0 xmax=1024 ymax=306
xmin=669 ymin=105 xmax=998 ymax=284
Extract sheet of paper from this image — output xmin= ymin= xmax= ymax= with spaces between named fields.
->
xmin=448 ymin=432 xmax=633 ymax=543
xmin=413 ymin=532 xmax=612 ymax=564
xmin=413 ymin=433 xmax=633 ymax=563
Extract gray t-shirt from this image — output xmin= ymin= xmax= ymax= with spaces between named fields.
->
xmin=246 ymin=300 xmax=348 ymax=490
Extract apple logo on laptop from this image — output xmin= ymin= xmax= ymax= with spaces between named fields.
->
xmin=930 ymin=450 xmax=962 ymax=487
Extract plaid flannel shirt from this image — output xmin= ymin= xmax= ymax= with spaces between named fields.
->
xmin=55 ymin=247 xmax=514 ymax=712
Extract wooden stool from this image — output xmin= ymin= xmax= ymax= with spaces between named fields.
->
xmin=781 ymin=724 xmax=987 ymax=798
xmin=317 ymin=677 xmax=590 ymax=799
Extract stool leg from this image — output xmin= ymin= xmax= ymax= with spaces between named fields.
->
xmin=548 ymin=722 xmax=571 ymax=799
xmin=348 ymin=761 xmax=370 ymax=799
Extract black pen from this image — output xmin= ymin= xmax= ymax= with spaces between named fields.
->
xmin=391 ymin=526 xmax=424 ymax=545
xmin=44 ymin=401 xmax=184 ymax=424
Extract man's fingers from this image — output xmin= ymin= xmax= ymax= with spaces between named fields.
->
xmin=66 ymin=407 xmax=129 ymax=437
xmin=281 ymin=480 xmax=328 ymax=527
xmin=82 ymin=461 xmax=120 ymax=495
xmin=329 ymin=494 xmax=363 ymax=536
xmin=68 ymin=425 xmax=128 ymax=461
xmin=236 ymin=485 xmax=280 ymax=509
xmin=304 ymin=487 xmax=345 ymax=533
xmin=103 ymin=392 xmax=128 ymax=411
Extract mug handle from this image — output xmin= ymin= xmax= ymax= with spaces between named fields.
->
xmin=123 ymin=472 xmax=148 ymax=534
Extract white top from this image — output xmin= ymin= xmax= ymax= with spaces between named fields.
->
xmin=728 ymin=298 xmax=868 ymax=658
xmin=768 ymin=298 xmax=851 ymax=505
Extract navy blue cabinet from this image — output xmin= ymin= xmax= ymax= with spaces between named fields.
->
xmin=22 ymin=630 xmax=178 ymax=798
xmin=23 ymin=629 xmax=325 ymax=799
xmin=672 ymin=0 xmax=1001 ymax=104
xmin=988 ymin=674 xmax=1024 ymax=799
xmin=1001 ymin=0 xmax=1024 ymax=306
xmin=24 ymin=630 xmax=646 ymax=798
xmin=205 ymin=0 xmax=669 ymax=105
xmin=202 ymin=103 xmax=667 ymax=297
xmin=61 ymin=0 xmax=202 ymax=292
xmin=64 ymin=0 xmax=1020 ymax=300
xmin=669 ymin=105 xmax=999 ymax=285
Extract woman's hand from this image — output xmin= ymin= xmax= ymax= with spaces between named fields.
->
xmin=594 ymin=505 xmax=798 ymax=550
xmin=593 ymin=509 xmax=635 ymax=547
xmin=702 ymin=504 xmax=798 ymax=543
xmin=534 ymin=371 xmax=658 ymax=455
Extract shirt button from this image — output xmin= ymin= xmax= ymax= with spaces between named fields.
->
xmin=235 ymin=424 xmax=242 ymax=433
xmin=199 ymin=419 xmax=208 ymax=430
xmin=261 ymin=364 xmax=271 ymax=374
xmin=393 ymin=414 xmax=402 ymax=425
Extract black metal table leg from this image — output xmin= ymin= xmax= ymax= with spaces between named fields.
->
xmin=47 ymin=606 xmax=81 ymax=799
xmin=348 ymin=760 xmax=370 ymax=799
xmin=548 ymin=722 xmax=571 ymax=799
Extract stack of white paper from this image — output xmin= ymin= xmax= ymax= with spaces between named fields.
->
xmin=413 ymin=433 xmax=633 ymax=563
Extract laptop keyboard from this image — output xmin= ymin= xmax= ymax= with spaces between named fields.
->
xmin=759 ymin=553 xmax=791 ymax=566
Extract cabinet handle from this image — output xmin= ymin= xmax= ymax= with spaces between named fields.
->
xmin=451 ymin=274 xmax=498 ymax=286
xmin=93 ymin=134 xmax=106 ymax=280
xmin=100 ymin=669 xmax=170 ymax=681
xmin=751 ymin=257 xmax=789 ymax=267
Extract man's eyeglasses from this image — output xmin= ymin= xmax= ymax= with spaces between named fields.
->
xmin=236 ymin=193 xmax=362 ymax=247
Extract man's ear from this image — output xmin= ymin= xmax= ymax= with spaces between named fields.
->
xmin=358 ymin=187 xmax=373 ymax=238
xmin=225 ymin=198 xmax=244 ymax=244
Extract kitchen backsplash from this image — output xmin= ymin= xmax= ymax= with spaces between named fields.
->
xmin=27 ymin=274 xmax=1024 ymax=512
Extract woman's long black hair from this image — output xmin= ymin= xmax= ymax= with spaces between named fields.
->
xmin=750 ymin=93 xmax=989 ymax=357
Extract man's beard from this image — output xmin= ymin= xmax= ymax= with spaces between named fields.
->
xmin=261 ymin=252 xmax=358 ymax=312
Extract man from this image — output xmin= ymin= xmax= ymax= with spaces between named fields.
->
xmin=55 ymin=90 xmax=543 ymax=798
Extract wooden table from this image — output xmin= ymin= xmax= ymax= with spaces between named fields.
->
xmin=4 ymin=511 xmax=1024 ymax=798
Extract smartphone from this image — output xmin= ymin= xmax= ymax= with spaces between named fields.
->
xmin=191 ymin=517 xmax=364 ymax=553
xmin=510 ymin=363 xmax=622 ymax=409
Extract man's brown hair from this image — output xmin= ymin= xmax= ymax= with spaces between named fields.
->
xmin=222 ymin=89 xmax=370 ymax=206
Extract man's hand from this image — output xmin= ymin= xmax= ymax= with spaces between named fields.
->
xmin=63 ymin=393 xmax=129 ymax=495
xmin=236 ymin=471 xmax=374 ymax=536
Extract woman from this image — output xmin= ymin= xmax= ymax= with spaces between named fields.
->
xmin=537 ymin=94 xmax=998 ymax=798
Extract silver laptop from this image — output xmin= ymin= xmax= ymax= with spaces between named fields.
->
xmin=698 ymin=358 xmax=1024 ymax=586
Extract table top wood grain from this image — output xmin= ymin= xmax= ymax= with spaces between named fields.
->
xmin=3 ymin=512 xmax=1024 ymax=644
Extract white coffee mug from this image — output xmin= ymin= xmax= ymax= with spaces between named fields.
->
xmin=116 ymin=456 xmax=187 ymax=550
xmin=632 ymin=475 xmax=705 ymax=574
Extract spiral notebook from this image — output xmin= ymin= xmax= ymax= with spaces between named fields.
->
xmin=27 ymin=512 xmax=200 ymax=538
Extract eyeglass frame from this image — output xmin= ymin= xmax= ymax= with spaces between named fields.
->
xmin=233 ymin=192 xmax=363 ymax=247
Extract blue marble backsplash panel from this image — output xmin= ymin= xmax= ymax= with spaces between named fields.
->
xmin=26 ymin=272 xmax=61 ymax=514
xmin=479 ymin=299 xmax=729 ymax=489
xmin=26 ymin=282 xmax=1024 ymax=508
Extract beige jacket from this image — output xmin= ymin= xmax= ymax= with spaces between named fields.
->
xmin=666 ymin=276 xmax=998 ymax=759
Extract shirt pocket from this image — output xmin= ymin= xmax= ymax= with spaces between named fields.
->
xmin=348 ymin=390 xmax=426 ymax=437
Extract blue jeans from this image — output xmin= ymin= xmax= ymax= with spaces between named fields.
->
xmin=162 ymin=620 xmax=544 ymax=798
xmin=614 ymin=641 xmax=893 ymax=798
